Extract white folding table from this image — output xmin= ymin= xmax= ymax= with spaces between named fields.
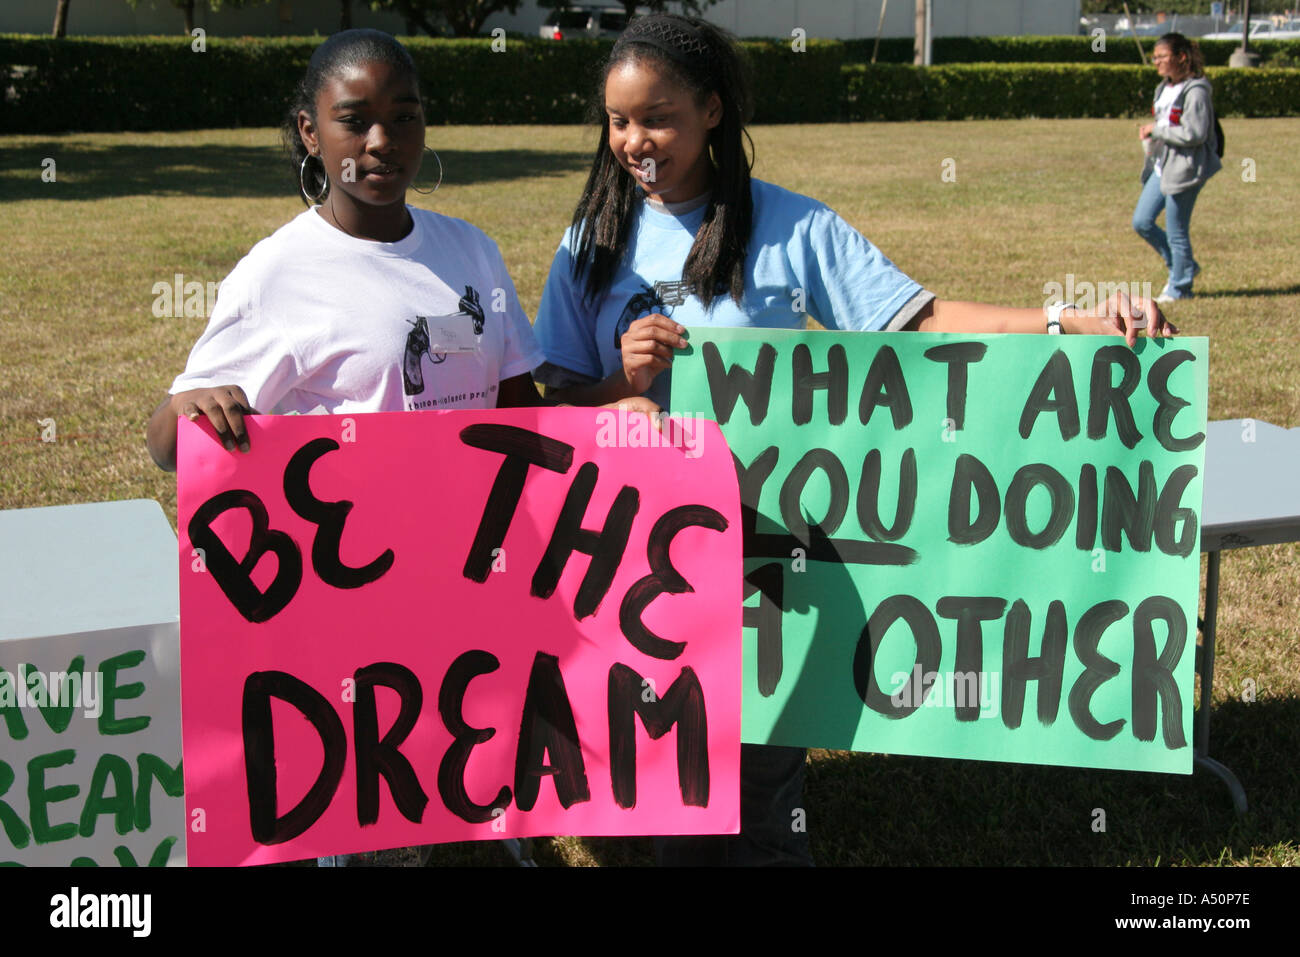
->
xmin=1197 ymin=419 xmax=1300 ymax=814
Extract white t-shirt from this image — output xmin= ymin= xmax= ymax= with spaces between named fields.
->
xmin=1151 ymin=81 xmax=1186 ymax=177
xmin=171 ymin=207 xmax=543 ymax=414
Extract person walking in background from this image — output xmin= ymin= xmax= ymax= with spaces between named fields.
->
xmin=1135 ymin=32 xmax=1221 ymax=304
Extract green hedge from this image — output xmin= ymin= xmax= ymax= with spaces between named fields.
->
xmin=844 ymin=63 xmax=1143 ymax=120
xmin=843 ymin=63 xmax=1300 ymax=121
xmin=1209 ymin=63 xmax=1300 ymax=116
xmin=421 ymin=36 xmax=847 ymax=124
xmin=414 ymin=38 xmax=605 ymax=124
xmin=0 ymin=37 xmax=313 ymax=132
xmin=839 ymin=34 xmax=1300 ymax=66
xmin=0 ymin=34 xmax=845 ymax=131
xmin=1 ymin=34 xmax=1297 ymax=132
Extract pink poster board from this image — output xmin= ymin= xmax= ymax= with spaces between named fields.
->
xmin=177 ymin=409 xmax=741 ymax=866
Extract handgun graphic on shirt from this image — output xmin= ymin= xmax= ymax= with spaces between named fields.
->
xmin=612 ymin=280 xmax=694 ymax=349
xmin=401 ymin=285 xmax=487 ymax=395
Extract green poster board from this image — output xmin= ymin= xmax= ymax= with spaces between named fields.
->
xmin=673 ymin=329 xmax=1208 ymax=774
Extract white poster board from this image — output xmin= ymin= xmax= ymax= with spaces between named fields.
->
xmin=0 ymin=500 xmax=185 ymax=867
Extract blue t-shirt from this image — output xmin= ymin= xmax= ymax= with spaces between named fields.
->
xmin=534 ymin=178 xmax=931 ymax=409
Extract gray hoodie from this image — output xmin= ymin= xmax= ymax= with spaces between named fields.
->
xmin=1142 ymin=76 xmax=1222 ymax=195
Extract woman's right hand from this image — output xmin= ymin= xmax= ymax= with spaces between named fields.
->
xmin=174 ymin=386 xmax=258 ymax=452
xmin=620 ymin=314 xmax=687 ymax=396
xmin=146 ymin=385 xmax=259 ymax=472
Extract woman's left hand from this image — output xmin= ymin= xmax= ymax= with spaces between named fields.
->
xmin=1064 ymin=290 xmax=1177 ymax=347
xmin=1139 ymin=122 xmax=1154 ymax=140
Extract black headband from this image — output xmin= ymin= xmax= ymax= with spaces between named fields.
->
xmin=611 ymin=15 xmax=711 ymax=70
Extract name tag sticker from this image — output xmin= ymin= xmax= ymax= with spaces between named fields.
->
xmin=425 ymin=315 xmax=481 ymax=354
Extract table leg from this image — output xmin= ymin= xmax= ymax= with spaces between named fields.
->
xmin=1195 ymin=549 xmax=1248 ymax=815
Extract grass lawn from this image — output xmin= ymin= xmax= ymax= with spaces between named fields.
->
xmin=1 ymin=119 xmax=1297 ymax=866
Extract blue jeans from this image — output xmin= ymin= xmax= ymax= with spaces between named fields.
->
xmin=1132 ymin=171 xmax=1202 ymax=297
xmin=317 ymin=851 xmax=376 ymax=867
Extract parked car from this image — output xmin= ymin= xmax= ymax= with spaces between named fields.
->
xmin=539 ymin=6 xmax=629 ymax=40
xmin=1203 ymin=19 xmax=1300 ymax=40
xmin=1112 ymin=15 xmax=1174 ymax=37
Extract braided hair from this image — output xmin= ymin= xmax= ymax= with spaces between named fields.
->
xmin=281 ymin=29 xmax=420 ymax=206
xmin=569 ymin=14 xmax=755 ymax=309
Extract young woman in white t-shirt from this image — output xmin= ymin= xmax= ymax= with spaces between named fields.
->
xmin=146 ymin=29 xmax=552 ymax=472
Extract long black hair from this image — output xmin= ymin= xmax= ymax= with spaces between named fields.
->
xmin=281 ymin=29 xmax=421 ymax=206
xmin=569 ymin=14 xmax=755 ymax=309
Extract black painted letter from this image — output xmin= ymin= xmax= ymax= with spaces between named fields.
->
xmin=948 ymin=454 xmax=1000 ymax=545
xmin=533 ymin=462 xmax=639 ymax=620
xmin=853 ymin=595 xmax=941 ymax=718
xmin=1004 ymin=464 xmax=1075 ymax=549
xmin=243 ymin=671 xmax=346 ymax=844
xmin=1067 ymin=600 xmax=1128 ymax=741
xmin=936 ymin=596 xmax=1007 ymax=722
xmin=858 ymin=345 xmax=913 ymax=429
xmin=1148 ymin=349 xmax=1204 ymax=452
xmin=608 ymin=664 xmax=709 ymax=809
xmin=1087 ymin=346 xmax=1142 ymax=449
xmin=925 ymin=341 xmax=986 ymax=431
xmin=460 ymin=425 xmax=574 ymax=582
xmin=792 ymin=343 xmax=848 ymax=425
xmin=857 ymin=448 xmax=917 ymax=541
xmin=515 ymin=652 xmax=591 ymax=811
xmin=1000 ymin=600 xmax=1067 ymax=729
xmin=620 ymin=505 xmax=729 ymax=660
xmin=188 ymin=490 xmax=303 ymax=623
xmin=283 ymin=438 xmax=395 ymax=589
xmin=1130 ymin=596 xmax=1187 ymax=749
xmin=1019 ymin=349 xmax=1080 ymax=441
xmin=702 ymin=340 xmax=777 ymax=426
xmin=437 ymin=651 xmax=512 ymax=824
xmin=743 ymin=563 xmax=785 ymax=697
xmin=353 ymin=662 xmax=428 ymax=826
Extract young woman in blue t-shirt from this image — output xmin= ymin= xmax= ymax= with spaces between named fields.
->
xmin=531 ymin=13 xmax=1174 ymax=865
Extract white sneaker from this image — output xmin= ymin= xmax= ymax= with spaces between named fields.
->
xmin=1155 ymin=292 xmax=1176 ymax=304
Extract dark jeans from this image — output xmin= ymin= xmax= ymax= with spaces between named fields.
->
xmin=655 ymin=743 xmax=812 ymax=866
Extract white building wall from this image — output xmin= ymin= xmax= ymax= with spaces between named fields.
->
xmin=654 ymin=0 xmax=1081 ymax=40
xmin=4 ymin=1 xmax=407 ymax=37
xmin=7 ymin=0 xmax=1081 ymax=39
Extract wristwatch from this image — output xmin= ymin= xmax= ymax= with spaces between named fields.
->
xmin=1045 ymin=300 xmax=1075 ymax=335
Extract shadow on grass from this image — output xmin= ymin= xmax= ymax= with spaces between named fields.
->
xmin=1195 ymin=284 xmax=1300 ymax=299
xmin=0 ymin=142 xmax=591 ymax=201
xmin=806 ymin=696 xmax=1300 ymax=866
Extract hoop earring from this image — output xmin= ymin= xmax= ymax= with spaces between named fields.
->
xmin=299 ymin=153 xmax=328 ymax=204
xmin=411 ymin=146 xmax=443 ymax=195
